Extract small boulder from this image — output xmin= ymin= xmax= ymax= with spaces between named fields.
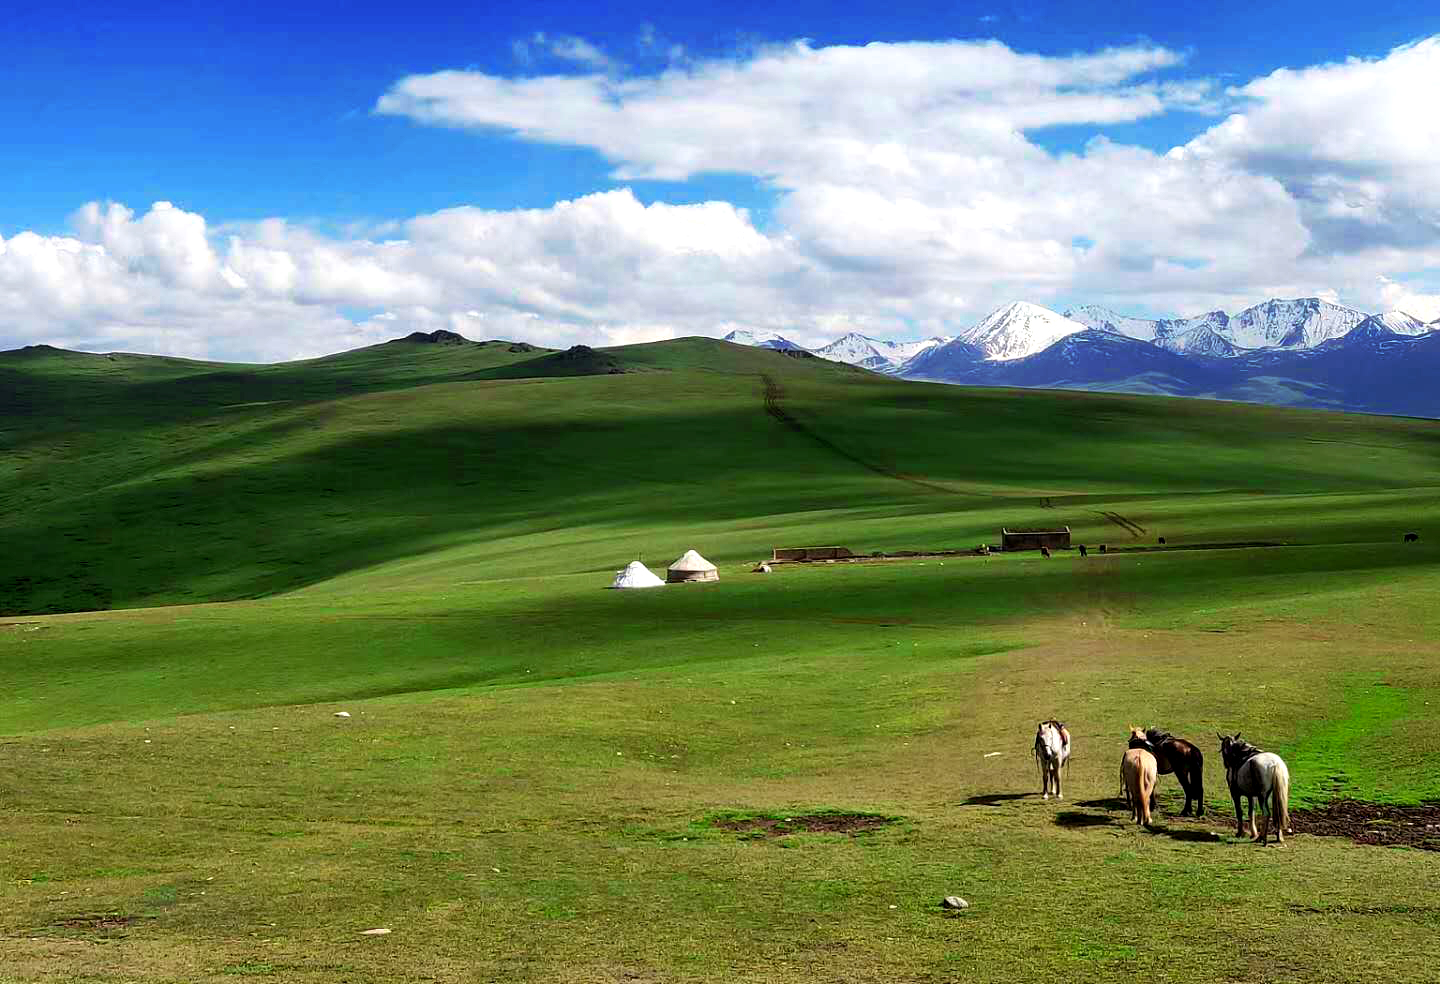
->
xmin=334 ymin=711 xmax=351 ymax=718
xmin=941 ymin=896 xmax=969 ymax=910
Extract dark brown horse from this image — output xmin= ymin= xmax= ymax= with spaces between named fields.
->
xmin=1128 ymin=726 xmax=1206 ymax=816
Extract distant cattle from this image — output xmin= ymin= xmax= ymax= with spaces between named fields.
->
xmin=1040 ymin=546 xmax=1052 ymax=558
xmin=1099 ymin=544 xmax=1108 ymax=554
xmin=1158 ymin=536 xmax=1166 ymax=545
xmin=1405 ymin=532 xmax=1420 ymax=543
xmin=1078 ymin=544 xmax=1088 ymax=557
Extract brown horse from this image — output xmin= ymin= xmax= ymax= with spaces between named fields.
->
xmin=1129 ymin=726 xmax=1206 ymax=816
xmin=1121 ymin=745 xmax=1158 ymax=827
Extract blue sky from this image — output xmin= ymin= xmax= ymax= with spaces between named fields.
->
xmin=2 ymin=2 xmax=1439 ymax=359
xmin=5 ymin=0 xmax=1434 ymax=234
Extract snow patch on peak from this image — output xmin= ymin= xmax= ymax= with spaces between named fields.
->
xmin=1227 ymin=297 xmax=1366 ymax=349
xmin=813 ymin=332 xmax=949 ymax=370
xmin=1063 ymin=305 xmax=1162 ymax=343
xmin=1374 ymin=311 xmax=1430 ymax=336
xmin=959 ymin=302 xmax=1089 ymax=361
xmin=722 ymin=329 xmax=807 ymax=351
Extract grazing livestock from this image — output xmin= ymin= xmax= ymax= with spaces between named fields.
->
xmin=1077 ymin=544 xmax=1088 ymax=557
xmin=1033 ymin=720 xmax=1071 ymax=800
xmin=1129 ymin=726 xmax=1206 ymax=816
xmin=1158 ymin=536 xmax=1166 ymax=545
xmin=1040 ymin=546 xmax=1052 ymax=558
xmin=1121 ymin=745 xmax=1158 ymax=827
xmin=1098 ymin=544 xmax=1108 ymax=554
xmin=1219 ymin=733 xmax=1292 ymax=845
xmin=1405 ymin=532 xmax=1419 ymax=543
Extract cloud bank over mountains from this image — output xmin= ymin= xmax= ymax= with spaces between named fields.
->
xmin=3 ymin=35 xmax=1439 ymax=361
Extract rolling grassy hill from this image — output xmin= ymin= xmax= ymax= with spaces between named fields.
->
xmin=3 ymin=334 xmax=1440 ymax=983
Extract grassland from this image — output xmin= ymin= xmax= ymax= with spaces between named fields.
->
xmin=2 ymin=336 xmax=1439 ymax=982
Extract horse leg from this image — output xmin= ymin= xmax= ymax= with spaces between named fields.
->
xmin=1055 ymin=761 xmax=1063 ymax=800
xmin=1230 ymin=787 xmax=1245 ymax=838
xmin=1246 ymin=797 xmax=1259 ymax=840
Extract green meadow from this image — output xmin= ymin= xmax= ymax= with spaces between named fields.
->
xmin=3 ymin=337 xmax=1439 ymax=982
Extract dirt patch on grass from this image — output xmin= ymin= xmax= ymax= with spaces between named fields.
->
xmin=713 ymin=812 xmax=896 ymax=838
xmin=54 ymin=913 xmax=137 ymax=931
xmin=1292 ymin=801 xmax=1440 ymax=851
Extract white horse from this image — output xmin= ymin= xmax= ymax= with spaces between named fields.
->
xmin=1034 ymin=720 xmax=1071 ymax=799
xmin=1219 ymin=733 xmax=1292 ymax=845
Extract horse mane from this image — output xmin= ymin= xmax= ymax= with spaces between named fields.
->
xmin=1127 ymin=735 xmax=1155 ymax=753
xmin=1223 ymin=738 xmax=1264 ymax=766
xmin=1039 ymin=719 xmax=1066 ymax=732
xmin=1144 ymin=727 xmax=1174 ymax=745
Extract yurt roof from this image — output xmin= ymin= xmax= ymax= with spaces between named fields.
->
xmin=612 ymin=560 xmax=665 ymax=588
xmin=668 ymin=549 xmax=717 ymax=572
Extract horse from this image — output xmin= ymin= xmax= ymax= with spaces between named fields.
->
xmin=1040 ymin=546 xmax=1052 ymax=558
xmin=1128 ymin=726 xmax=1205 ymax=816
xmin=1077 ymin=544 xmax=1088 ymax=557
xmin=1218 ymin=733 xmax=1292 ymax=845
xmin=1121 ymin=745 xmax=1158 ymax=827
xmin=1158 ymin=536 xmax=1166 ymax=545
xmin=1033 ymin=720 xmax=1071 ymax=800
xmin=1404 ymin=532 xmax=1419 ymax=543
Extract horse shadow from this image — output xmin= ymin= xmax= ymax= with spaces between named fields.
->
xmin=1054 ymin=811 xmax=1115 ymax=828
xmin=1076 ymin=797 xmax=1128 ymax=810
xmin=960 ymin=793 xmax=1033 ymax=807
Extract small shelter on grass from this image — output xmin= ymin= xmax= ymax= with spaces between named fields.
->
xmin=667 ymin=549 xmax=719 ymax=583
xmin=611 ymin=561 xmax=665 ymax=589
xmin=1001 ymin=527 xmax=1071 ymax=552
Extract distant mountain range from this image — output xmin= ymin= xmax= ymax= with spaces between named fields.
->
xmin=724 ymin=298 xmax=1440 ymax=417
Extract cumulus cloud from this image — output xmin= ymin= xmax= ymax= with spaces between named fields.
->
xmin=376 ymin=39 xmax=1195 ymax=184
xmin=1177 ymin=37 xmax=1440 ymax=254
xmin=1378 ymin=277 xmax=1440 ymax=322
xmin=4 ymin=35 xmax=1440 ymax=361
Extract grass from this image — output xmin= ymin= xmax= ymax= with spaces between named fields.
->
xmin=2 ymin=335 xmax=1440 ymax=982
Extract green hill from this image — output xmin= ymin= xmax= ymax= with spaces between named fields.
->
xmin=3 ymin=333 xmax=1437 ymax=615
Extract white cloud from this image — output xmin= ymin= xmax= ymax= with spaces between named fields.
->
xmin=375 ymin=39 xmax=1194 ymax=184
xmin=1177 ymin=37 xmax=1440 ymax=254
xmin=5 ymin=35 xmax=1440 ymax=361
xmin=1378 ymin=277 xmax=1440 ymax=322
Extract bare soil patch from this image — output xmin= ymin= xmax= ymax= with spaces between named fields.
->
xmin=1291 ymin=801 xmax=1440 ymax=851
xmin=54 ymin=913 xmax=137 ymax=931
xmin=713 ymin=812 xmax=896 ymax=838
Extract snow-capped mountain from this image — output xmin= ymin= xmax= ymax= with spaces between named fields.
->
xmin=1065 ymin=298 xmax=1367 ymax=356
xmin=1225 ymin=297 xmax=1367 ymax=349
xmin=724 ymin=328 xmax=947 ymax=370
xmin=812 ymin=332 xmax=948 ymax=371
xmin=956 ymin=302 xmax=1089 ymax=361
xmin=1370 ymin=311 xmax=1430 ymax=336
xmin=1163 ymin=316 xmax=1240 ymax=357
xmin=1063 ymin=305 xmax=1165 ymax=344
xmin=721 ymin=329 xmax=807 ymax=351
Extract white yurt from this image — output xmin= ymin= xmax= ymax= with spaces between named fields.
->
xmin=666 ymin=549 xmax=719 ymax=583
xmin=611 ymin=561 xmax=665 ymax=589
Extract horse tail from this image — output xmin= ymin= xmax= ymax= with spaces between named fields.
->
xmin=1274 ymin=759 xmax=1291 ymax=835
xmin=1193 ymin=745 xmax=1205 ymax=813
